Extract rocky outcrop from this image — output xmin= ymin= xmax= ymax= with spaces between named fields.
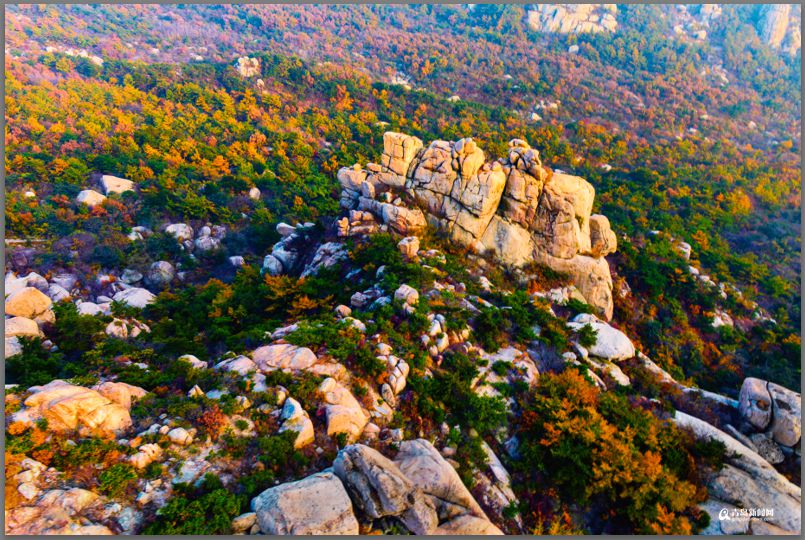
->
xmin=318 ymin=377 xmax=369 ymax=443
xmin=337 ymin=133 xmax=618 ymax=319
xmin=527 ymin=4 xmax=618 ymax=34
xmin=333 ymin=444 xmax=437 ymax=533
xmin=76 ymin=189 xmax=107 ymax=208
xmin=165 ymin=223 xmax=194 ymax=242
xmin=112 ymin=288 xmax=156 ymax=309
xmin=10 ymin=380 xmax=141 ymax=438
xmin=673 ymin=411 xmax=801 ymax=534
xmin=394 ymin=439 xmax=489 ymax=522
xmin=567 ymin=313 xmax=635 ymax=361
xmin=767 ymin=382 xmax=801 ymax=447
xmin=435 ymin=514 xmax=504 ymax=535
xmin=251 ymin=471 xmax=359 ymax=535
xmin=235 ymin=56 xmax=260 ymax=78
xmin=146 ymin=261 xmax=175 ymax=288
xmin=738 ymin=377 xmax=801 ymax=448
xmin=99 ymin=174 xmax=135 ymax=195
xmin=5 ymin=487 xmax=114 ymax=535
xmin=252 ymin=344 xmax=318 ymax=372
xmin=758 ymin=4 xmax=791 ymax=49
xmin=91 ymin=381 xmax=148 ymax=410
xmin=249 ymin=441 xmax=500 ymax=535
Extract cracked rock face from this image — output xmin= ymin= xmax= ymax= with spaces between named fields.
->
xmin=337 ymin=133 xmax=618 ymax=319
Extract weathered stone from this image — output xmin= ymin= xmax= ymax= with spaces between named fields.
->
xmin=130 ymin=443 xmax=162 ymax=469
xmin=6 ymin=336 xmax=22 ymax=358
xmin=588 ymin=214 xmax=617 ymax=257
xmin=535 ymin=252 xmax=614 ymax=320
xmin=767 ymin=382 xmax=801 ymax=447
xmin=12 ymin=380 xmax=133 ymax=438
xmin=319 ymin=378 xmax=369 ymax=443
xmin=381 ymin=132 xmax=423 ymax=176
xmin=100 ymin=174 xmax=135 ymax=195
xmin=334 ymin=444 xmax=415 ymax=517
xmin=279 ymin=397 xmax=315 ymax=448
xmin=5 ymin=316 xmax=43 ymax=338
xmin=749 ymin=433 xmax=784 ymax=465
xmin=165 ymin=223 xmax=194 ymax=242
xmin=251 ymin=472 xmax=359 ymax=535
xmin=398 ymin=236 xmax=420 ymax=259
xmin=252 ymin=344 xmax=318 ymax=373
xmin=674 ymin=411 xmax=801 ymax=533
xmin=394 ymin=284 xmax=419 ymax=305
xmin=167 ymin=427 xmax=193 ymax=446
xmin=331 ymin=444 xmax=438 ymax=534
xmin=394 ymin=439 xmax=488 ymax=521
xmin=112 ymin=288 xmax=156 ymax=309
xmin=76 ymin=189 xmax=107 ymax=208
xmin=262 ymin=254 xmax=284 ymax=276
xmin=5 ymin=287 xmax=52 ymax=319
xmin=178 ymin=354 xmax=207 ymax=369
xmin=146 ymin=261 xmax=175 ymax=288
xmin=568 ymin=313 xmax=635 ymax=360
xmin=739 ymin=378 xmax=773 ymax=430
xmin=232 ymin=512 xmax=257 ymax=533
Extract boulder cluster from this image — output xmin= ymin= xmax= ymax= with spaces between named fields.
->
xmin=245 ymin=440 xmax=503 ymax=535
xmin=337 ymin=132 xmax=618 ymax=319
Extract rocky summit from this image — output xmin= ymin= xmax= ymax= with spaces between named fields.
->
xmin=336 ymin=132 xmax=617 ymax=319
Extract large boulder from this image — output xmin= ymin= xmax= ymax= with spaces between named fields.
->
xmin=5 ymin=287 xmax=52 ymax=319
xmin=112 ymin=288 xmax=156 ymax=309
xmin=165 ymin=223 xmax=194 ymax=242
xmin=5 ymin=316 xmax=43 ymax=338
xmin=251 ymin=472 xmax=359 ymax=535
xmin=333 ymin=444 xmax=435 ymax=531
xmin=76 ymin=189 xmax=106 ymax=208
xmin=262 ymin=254 xmax=284 ymax=276
xmin=588 ymin=214 xmax=617 ymax=257
xmin=767 ymin=382 xmax=801 ymax=447
xmin=567 ymin=314 xmax=635 ymax=361
xmin=739 ymin=377 xmax=773 ymax=430
xmin=394 ymin=439 xmax=488 ymax=521
xmin=252 ymin=344 xmax=317 ymax=373
xmin=5 ymin=272 xmax=49 ymax=296
xmin=319 ymin=378 xmax=369 ymax=443
xmin=11 ymin=380 xmax=134 ymax=438
xmin=215 ymin=355 xmax=258 ymax=375
xmin=100 ymin=174 xmax=134 ymax=195
xmin=4 ymin=487 xmax=113 ymax=535
xmin=146 ymin=261 xmax=175 ymax=288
